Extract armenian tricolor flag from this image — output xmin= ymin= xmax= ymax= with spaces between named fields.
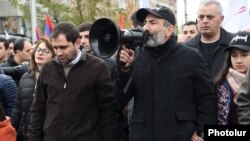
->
xmin=44 ymin=15 xmax=53 ymax=38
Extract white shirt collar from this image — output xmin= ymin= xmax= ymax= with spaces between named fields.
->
xmin=68 ymin=49 xmax=82 ymax=65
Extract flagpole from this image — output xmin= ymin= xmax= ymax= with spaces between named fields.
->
xmin=30 ymin=0 xmax=37 ymax=43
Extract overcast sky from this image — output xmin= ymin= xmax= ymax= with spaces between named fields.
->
xmin=177 ymin=0 xmax=250 ymax=32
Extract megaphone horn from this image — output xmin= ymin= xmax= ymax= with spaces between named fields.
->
xmin=89 ymin=17 xmax=147 ymax=59
xmin=89 ymin=18 xmax=120 ymax=58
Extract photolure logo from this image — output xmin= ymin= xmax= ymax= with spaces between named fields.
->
xmin=231 ymin=35 xmax=248 ymax=42
xmin=204 ymin=125 xmax=250 ymax=140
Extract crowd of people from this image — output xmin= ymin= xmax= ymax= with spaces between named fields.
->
xmin=0 ymin=0 xmax=250 ymax=141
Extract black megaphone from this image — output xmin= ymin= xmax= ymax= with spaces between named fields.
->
xmin=89 ymin=17 xmax=147 ymax=59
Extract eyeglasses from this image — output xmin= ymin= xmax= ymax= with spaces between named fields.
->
xmin=36 ymin=48 xmax=50 ymax=55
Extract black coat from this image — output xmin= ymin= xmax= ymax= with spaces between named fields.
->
xmin=11 ymin=72 xmax=36 ymax=138
xmin=3 ymin=64 xmax=29 ymax=86
xmin=103 ymin=57 xmax=117 ymax=80
xmin=185 ymin=28 xmax=234 ymax=80
xmin=115 ymin=38 xmax=217 ymax=141
xmin=0 ymin=55 xmax=18 ymax=68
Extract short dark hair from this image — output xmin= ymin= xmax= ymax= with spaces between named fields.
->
xmin=7 ymin=37 xmax=16 ymax=45
xmin=14 ymin=38 xmax=29 ymax=53
xmin=0 ymin=37 xmax=9 ymax=50
xmin=78 ymin=22 xmax=93 ymax=32
xmin=51 ymin=22 xmax=80 ymax=44
xmin=182 ymin=21 xmax=197 ymax=30
xmin=130 ymin=11 xmax=144 ymax=27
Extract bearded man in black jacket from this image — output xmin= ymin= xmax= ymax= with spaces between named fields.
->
xmin=115 ymin=6 xmax=217 ymax=141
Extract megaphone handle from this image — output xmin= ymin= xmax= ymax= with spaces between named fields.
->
xmin=116 ymin=50 xmax=128 ymax=70
xmin=116 ymin=46 xmax=140 ymax=71
xmin=116 ymin=47 xmax=131 ymax=71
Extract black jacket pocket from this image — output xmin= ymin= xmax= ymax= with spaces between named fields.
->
xmin=175 ymin=112 xmax=196 ymax=121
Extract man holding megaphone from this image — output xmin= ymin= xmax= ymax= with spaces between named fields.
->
xmin=114 ymin=6 xmax=217 ymax=141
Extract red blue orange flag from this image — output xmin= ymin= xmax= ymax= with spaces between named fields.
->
xmin=45 ymin=15 xmax=53 ymax=38
xmin=35 ymin=26 xmax=40 ymax=41
xmin=119 ymin=15 xmax=124 ymax=28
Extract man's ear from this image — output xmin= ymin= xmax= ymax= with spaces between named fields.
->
xmin=14 ymin=50 xmax=21 ymax=55
xmin=165 ymin=25 xmax=175 ymax=37
xmin=75 ymin=38 xmax=81 ymax=49
xmin=220 ymin=15 xmax=224 ymax=24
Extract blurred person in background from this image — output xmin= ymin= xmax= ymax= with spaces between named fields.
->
xmin=0 ymin=66 xmax=18 ymax=117
xmin=1 ymin=39 xmax=37 ymax=82
xmin=78 ymin=22 xmax=117 ymax=79
xmin=11 ymin=38 xmax=56 ymax=141
xmin=182 ymin=21 xmax=198 ymax=42
xmin=1 ymin=39 xmax=32 ymax=68
xmin=78 ymin=22 xmax=93 ymax=54
xmin=178 ymin=21 xmax=198 ymax=43
xmin=0 ymin=38 xmax=32 ymax=86
xmin=185 ymin=0 xmax=234 ymax=80
xmin=7 ymin=38 xmax=16 ymax=56
xmin=0 ymin=37 xmax=9 ymax=64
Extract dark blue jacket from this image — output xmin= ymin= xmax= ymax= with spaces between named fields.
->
xmin=0 ymin=67 xmax=18 ymax=116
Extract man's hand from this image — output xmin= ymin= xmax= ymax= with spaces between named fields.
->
xmin=190 ymin=132 xmax=204 ymax=141
xmin=119 ymin=47 xmax=135 ymax=72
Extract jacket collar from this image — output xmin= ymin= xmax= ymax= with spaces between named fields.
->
xmin=6 ymin=55 xmax=19 ymax=66
xmin=186 ymin=27 xmax=233 ymax=48
xmin=144 ymin=36 xmax=176 ymax=58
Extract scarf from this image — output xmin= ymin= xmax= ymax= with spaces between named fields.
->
xmin=226 ymin=68 xmax=246 ymax=103
xmin=217 ymin=68 xmax=246 ymax=124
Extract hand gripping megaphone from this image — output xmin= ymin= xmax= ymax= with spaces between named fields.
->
xmin=89 ymin=17 xmax=148 ymax=59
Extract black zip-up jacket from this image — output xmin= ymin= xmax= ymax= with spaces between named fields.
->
xmin=11 ymin=72 xmax=36 ymax=139
xmin=28 ymin=52 xmax=119 ymax=141
xmin=115 ymin=38 xmax=217 ymax=141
